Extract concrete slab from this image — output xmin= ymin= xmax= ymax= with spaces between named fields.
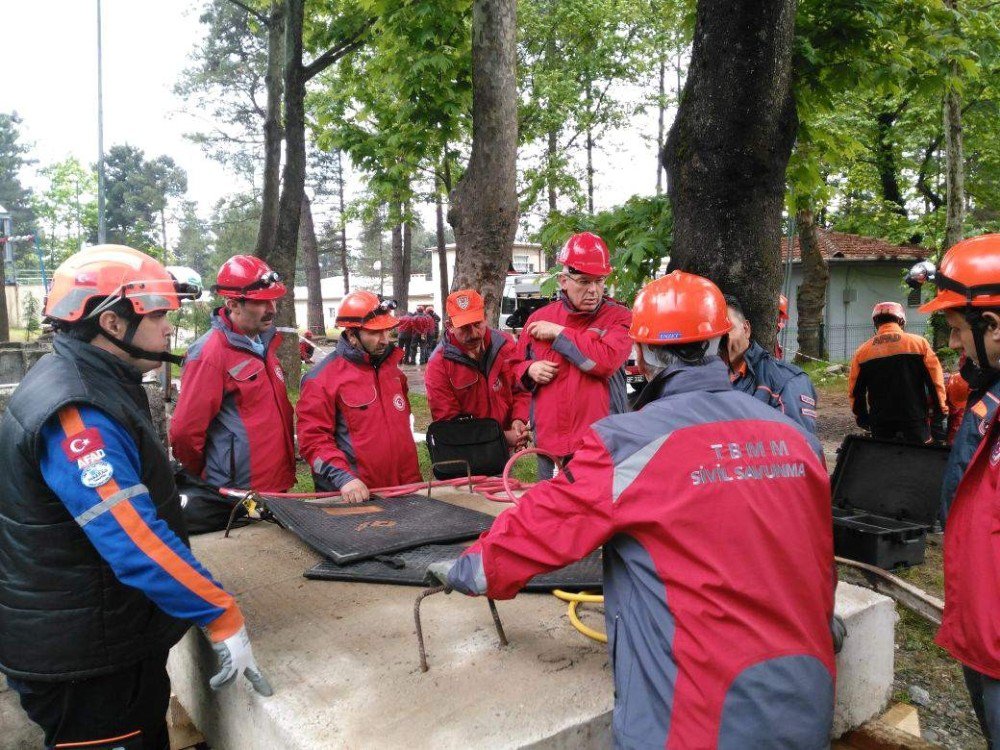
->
xmin=0 ymin=674 xmax=44 ymax=748
xmin=167 ymin=489 xmax=897 ymax=749
xmin=833 ymin=581 xmax=897 ymax=737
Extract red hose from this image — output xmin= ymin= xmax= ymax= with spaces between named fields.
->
xmin=220 ymin=447 xmax=559 ymax=505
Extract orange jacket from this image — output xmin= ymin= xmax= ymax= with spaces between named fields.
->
xmin=848 ymin=322 xmax=947 ymax=428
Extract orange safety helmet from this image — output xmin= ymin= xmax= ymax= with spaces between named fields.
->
xmin=872 ymin=301 xmax=906 ymax=325
xmin=629 ymin=271 xmax=732 ymax=344
xmin=917 ymin=234 xmax=1000 ymax=313
xmin=557 ymin=232 xmax=613 ymax=277
xmin=213 ymin=255 xmax=286 ymax=300
xmin=336 ymin=290 xmax=398 ymax=330
xmin=45 ymin=244 xmax=196 ymax=323
xmin=778 ymin=294 xmax=789 ymax=323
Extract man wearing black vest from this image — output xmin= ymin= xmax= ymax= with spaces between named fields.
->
xmin=0 ymin=245 xmax=271 ymax=750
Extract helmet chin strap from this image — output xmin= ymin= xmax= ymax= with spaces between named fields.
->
xmin=101 ymin=317 xmax=184 ymax=366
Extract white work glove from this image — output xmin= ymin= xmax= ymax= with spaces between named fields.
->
xmin=205 ymin=625 xmax=274 ymax=696
xmin=424 ymin=560 xmax=456 ymax=592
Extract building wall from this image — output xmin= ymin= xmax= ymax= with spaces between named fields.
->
xmin=781 ymin=261 xmax=929 ymax=362
xmin=3 ymin=284 xmax=47 ymax=330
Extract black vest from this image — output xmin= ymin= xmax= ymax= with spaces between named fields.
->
xmin=0 ymin=337 xmax=190 ymax=681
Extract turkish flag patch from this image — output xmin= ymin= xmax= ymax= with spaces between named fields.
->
xmin=61 ymin=428 xmax=106 ymax=461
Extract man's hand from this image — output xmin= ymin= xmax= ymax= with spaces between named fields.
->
xmin=504 ymin=419 xmax=531 ymax=449
xmin=204 ymin=625 xmax=273 ymax=696
xmin=526 ymin=321 xmax=565 ymax=341
xmin=527 ymin=360 xmax=559 ymax=385
xmin=340 ymin=478 xmax=369 ymax=503
xmin=424 ymin=560 xmax=456 ymax=591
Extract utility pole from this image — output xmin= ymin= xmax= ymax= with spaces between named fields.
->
xmin=96 ymin=0 xmax=107 ymax=244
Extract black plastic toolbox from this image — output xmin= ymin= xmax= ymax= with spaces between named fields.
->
xmin=830 ymin=435 xmax=950 ymax=569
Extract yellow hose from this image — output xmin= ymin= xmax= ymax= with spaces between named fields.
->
xmin=552 ymin=589 xmax=607 ymax=643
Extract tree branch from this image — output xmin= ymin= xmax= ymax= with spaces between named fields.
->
xmin=303 ymin=18 xmax=376 ymax=82
xmin=226 ymin=0 xmax=269 ymax=27
xmin=916 ymin=133 xmax=944 ymax=210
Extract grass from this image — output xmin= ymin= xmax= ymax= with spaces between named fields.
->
xmin=289 ymin=390 xmax=538 ymax=494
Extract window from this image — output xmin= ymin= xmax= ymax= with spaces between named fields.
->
xmin=501 ymin=296 xmax=515 ymax=315
xmin=907 ymin=287 xmax=921 ymax=308
xmin=512 ymin=254 xmax=535 ymax=273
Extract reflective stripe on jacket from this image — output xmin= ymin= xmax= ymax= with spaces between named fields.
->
xmin=937 ymin=378 xmax=1000 ymax=678
xmin=513 ymin=294 xmax=632 ymax=456
xmin=732 ymin=340 xmax=819 ymax=433
xmin=169 ymin=309 xmax=296 ymax=492
xmin=425 ymin=328 xmax=529 ymax=428
xmin=449 ymin=358 xmax=836 ymax=748
xmin=297 ymin=338 xmax=421 ymax=490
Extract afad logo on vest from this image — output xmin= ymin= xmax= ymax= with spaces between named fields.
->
xmin=393 ymin=393 xmax=406 ymax=412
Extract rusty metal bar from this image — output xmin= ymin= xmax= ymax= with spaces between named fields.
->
xmin=414 ymin=585 xmax=448 ymax=672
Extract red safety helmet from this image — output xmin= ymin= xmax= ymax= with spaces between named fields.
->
xmin=917 ymin=235 xmax=1000 ymax=313
xmin=213 ymin=255 xmax=286 ymax=300
xmin=557 ymin=232 xmax=612 ymax=277
xmin=45 ymin=244 xmax=197 ymax=323
xmin=778 ymin=294 xmax=789 ymax=323
xmin=872 ymin=301 xmax=906 ymax=325
xmin=336 ymin=290 xmax=398 ymax=331
xmin=629 ymin=271 xmax=732 ymax=344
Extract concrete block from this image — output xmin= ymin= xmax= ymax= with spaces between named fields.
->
xmin=0 ymin=674 xmax=44 ymax=749
xmin=834 ymin=581 xmax=897 ymax=737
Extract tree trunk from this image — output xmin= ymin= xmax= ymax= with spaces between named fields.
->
xmin=436 ymin=186 xmax=450 ymax=307
xmin=547 ymin=128 xmax=558 ymax=213
xmin=255 ymin=1 xmax=285 ymax=257
xmin=448 ymin=0 xmax=519 ymax=325
xmin=794 ymin=208 xmax=828 ymax=362
xmin=267 ymin=0 xmax=306 ymax=386
xmin=656 ymin=56 xmax=665 ymax=195
xmin=585 ymin=81 xmax=594 ymax=215
xmin=0 ymin=252 xmax=8 ymax=342
xmin=944 ymin=0 xmax=964 ymax=251
xmin=875 ymin=107 xmax=908 ymax=218
xmin=337 ymin=150 xmax=350 ymax=294
xmin=300 ymin=194 xmax=325 ymax=335
xmin=392 ymin=210 xmax=413 ymax=310
xmin=662 ymin=0 xmax=798 ymax=349
xmin=160 ymin=208 xmax=168 ymax=262
xmin=390 ymin=200 xmax=412 ymax=310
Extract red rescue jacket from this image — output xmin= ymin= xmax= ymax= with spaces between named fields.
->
xmin=170 ymin=309 xmax=296 ymax=492
xmin=447 ymin=359 xmax=836 ymax=748
xmin=937 ymin=378 xmax=1000 ymax=678
xmin=514 ymin=294 xmax=632 ymax=456
xmin=296 ymin=338 xmax=421 ymax=490
xmin=425 ymin=328 xmax=529 ymax=428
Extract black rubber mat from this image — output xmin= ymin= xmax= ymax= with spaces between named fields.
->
xmin=262 ymin=494 xmax=495 ymax=565
xmin=303 ymin=543 xmax=604 ymax=592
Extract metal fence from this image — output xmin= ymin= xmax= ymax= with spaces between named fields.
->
xmin=780 ymin=324 xmax=875 ymax=364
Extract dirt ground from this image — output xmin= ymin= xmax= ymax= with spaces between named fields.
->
xmin=815 ymin=379 xmax=986 ymax=749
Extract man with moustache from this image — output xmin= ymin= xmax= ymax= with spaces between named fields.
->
xmin=170 ymin=255 xmax=296 ymax=497
xmin=514 ymin=232 xmax=632 ymax=479
xmin=297 ymin=290 xmax=421 ymax=502
xmin=425 ymin=289 xmax=530 ymax=449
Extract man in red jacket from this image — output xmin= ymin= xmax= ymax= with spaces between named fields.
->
xmin=428 ymin=271 xmax=837 ymax=748
xmin=170 ymin=255 xmax=296 ymax=494
xmin=515 ymin=231 xmax=632 ymax=478
xmin=297 ymin=291 xmax=421 ymax=503
xmin=909 ymin=234 xmax=1000 ymax=745
xmin=425 ymin=289 xmax=530 ymax=449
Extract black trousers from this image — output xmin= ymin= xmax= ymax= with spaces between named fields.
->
xmin=965 ymin=666 xmax=1000 ymax=748
xmin=7 ymin=651 xmax=171 ymax=750
xmin=871 ymin=421 xmax=930 ymax=444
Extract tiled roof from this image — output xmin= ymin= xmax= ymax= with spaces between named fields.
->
xmin=780 ymin=229 xmax=932 ymax=262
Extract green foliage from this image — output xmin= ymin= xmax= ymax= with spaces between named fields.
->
xmin=0 ymin=112 xmax=36 ymax=231
xmin=100 ymin=145 xmax=187 ymax=250
xmin=312 ymin=0 xmax=472 ymax=218
xmin=538 ymin=194 xmax=672 ymax=305
xmin=169 ymin=301 xmax=213 ymax=342
xmin=22 ymin=292 xmax=40 ymax=341
xmin=31 ymin=157 xmax=98 ymax=267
